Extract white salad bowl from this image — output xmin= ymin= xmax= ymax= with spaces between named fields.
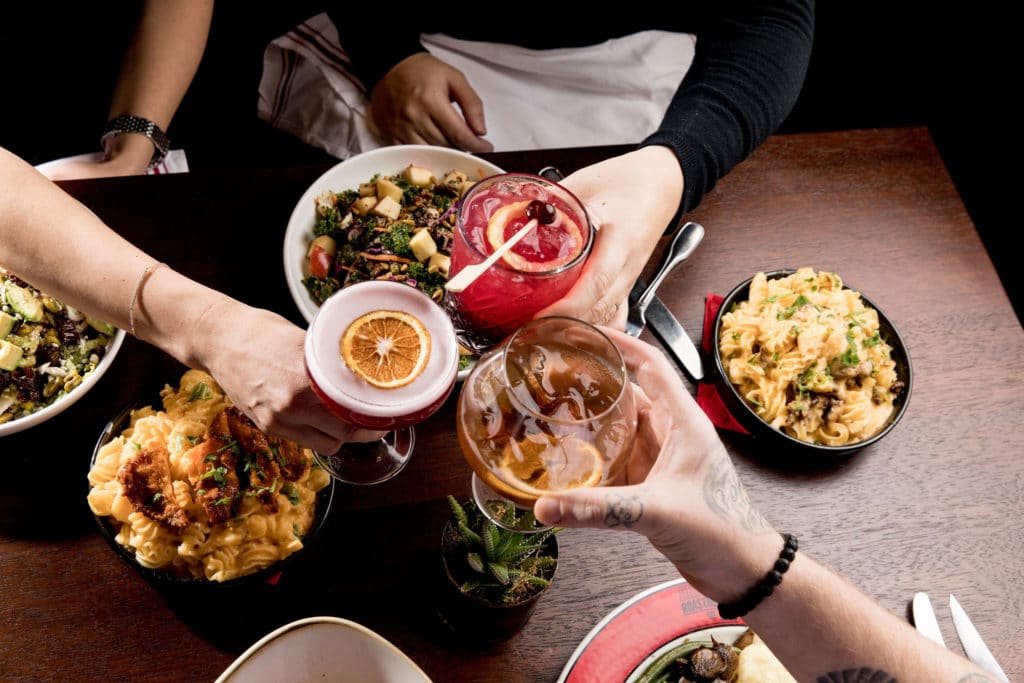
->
xmin=283 ymin=144 xmax=504 ymax=326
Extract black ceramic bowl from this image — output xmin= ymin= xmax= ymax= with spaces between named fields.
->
xmin=710 ymin=269 xmax=912 ymax=458
xmin=89 ymin=398 xmax=334 ymax=588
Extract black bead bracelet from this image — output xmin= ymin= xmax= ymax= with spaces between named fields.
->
xmin=717 ymin=533 xmax=798 ymax=620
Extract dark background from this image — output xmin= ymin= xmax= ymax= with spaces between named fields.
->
xmin=2 ymin=4 xmax=1019 ymax=320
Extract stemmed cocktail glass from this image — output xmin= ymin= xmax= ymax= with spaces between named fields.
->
xmin=305 ymin=280 xmax=460 ymax=484
xmin=456 ymin=316 xmax=638 ymax=532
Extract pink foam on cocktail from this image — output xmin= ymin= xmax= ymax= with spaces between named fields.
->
xmin=305 ymin=280 xmax=459 ymax=429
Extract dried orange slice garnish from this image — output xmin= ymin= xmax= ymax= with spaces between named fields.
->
xmin=340 ymin=310 xmax=431 ymax=389
xmin=496 ymin=434 xmax=604 ymax=496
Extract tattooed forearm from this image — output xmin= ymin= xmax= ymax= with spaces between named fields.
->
xmin=702 ymin=456 xmax=772 ymax=533
xmin=817 ymin=668 xmax=897 ymax=683
xmin=603 ymin=494 xmax=642 ymax=528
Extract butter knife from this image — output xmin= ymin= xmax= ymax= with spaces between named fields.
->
xmin=949 ymin=595 xmax=1009 ymax=682
xmin=645 ymin=296 xmax=705 ymax=381
xmin=911 ymin=592 xmax=946 ymax=647
xmin=626 ymin=221 xmax=704 ymax=337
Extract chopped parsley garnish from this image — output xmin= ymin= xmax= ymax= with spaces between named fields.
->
xmin=188 ymin=382 xmax=212 ymax=402
xmin=282 ymin=483 xmax=301 ymax=506
xmin=797 ymin=362 xmax=818 ymax=393
xmin=199 ymin=466 xmax=229 ymax=487
xmin=840 ymin=332 xmax=861 ymax=366
xmin=777 ymin=294 xmax=810 ymax=320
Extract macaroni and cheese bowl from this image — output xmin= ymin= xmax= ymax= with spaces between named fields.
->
xmin=87 ymin=371 xmax=334 ymax=587
xmin=711 ymin=268 xmax=912 ymax=458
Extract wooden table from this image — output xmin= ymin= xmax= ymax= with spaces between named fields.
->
xmin=2 ymin=127 xmax=1021 ymax=681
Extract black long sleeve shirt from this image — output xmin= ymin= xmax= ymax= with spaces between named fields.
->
xmin=329 ymin=1 xmax=814 ymax=218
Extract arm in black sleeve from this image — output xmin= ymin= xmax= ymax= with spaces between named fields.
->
xmin=641 ymin=0 xmax=814 ymax=224
xmin=327 ymin=13 xmax=425 ymax=93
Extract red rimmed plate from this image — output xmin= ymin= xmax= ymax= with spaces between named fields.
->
xmin=556 ymin=578 xmax=746 ymax=683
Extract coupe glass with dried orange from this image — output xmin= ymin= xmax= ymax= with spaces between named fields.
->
xmin=304 ymin=280 xmax=460 ymax=484
xmin=456 ymin=316 xmax=638 ymax=532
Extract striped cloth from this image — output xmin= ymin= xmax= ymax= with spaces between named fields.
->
xmin=257 ymin=13 xmax=695 ymax=159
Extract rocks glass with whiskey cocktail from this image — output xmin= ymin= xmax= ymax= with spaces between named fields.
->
xmin=457 ymin=316 xmax=638 ymax=532
xmin=446 ymin=173 xmax=594 ymax=351
xmin=305 ymin=280 xmax=460 ymax=484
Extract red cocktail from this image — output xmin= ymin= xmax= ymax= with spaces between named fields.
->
xmin=448 ymin=174 xmax=593 ymax=349
xmin=305 ymin=280 xmax=459 ymax=483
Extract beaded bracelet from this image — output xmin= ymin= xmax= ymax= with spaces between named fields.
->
xmin=717 ymin=533 xmax=798 ymax=620
xmin=128 ymin=262 xmax=166 ymax=337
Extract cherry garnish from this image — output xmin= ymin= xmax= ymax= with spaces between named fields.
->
xmin=526 ymin=199 xmax=556 ymax=224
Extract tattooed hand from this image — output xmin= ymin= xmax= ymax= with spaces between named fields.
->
xmin=534 ymin=328 xmax=777 ymax=598
xmin=533 ymin=329 xmax=1001 ymax=683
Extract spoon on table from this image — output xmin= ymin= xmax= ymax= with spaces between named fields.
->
xmin=444 ymin=219 xmax=538 ymax=293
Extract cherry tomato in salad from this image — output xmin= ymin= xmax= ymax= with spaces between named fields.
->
xmin=307 ymin=235 xmax=337 ymax=279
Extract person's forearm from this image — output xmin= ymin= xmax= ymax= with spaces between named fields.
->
xmin=328 ymin=11 xmax=424 ymax=93
xmin=104 ymin=0 xmax=213 ymax=169
xmin=0 ymin=146 xmax=224 ymax=369
xmin=642 ymin=0 xmax=814 ymax=219
xmin=737 ymin=554 xmax=992 ymax=682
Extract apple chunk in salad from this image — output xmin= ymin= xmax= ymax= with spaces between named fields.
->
xmin=301 ymin=164 xmax=478 ymax=308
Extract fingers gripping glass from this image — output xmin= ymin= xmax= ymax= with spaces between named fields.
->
xmin=457 ymin=316 xmax=638 ymax=532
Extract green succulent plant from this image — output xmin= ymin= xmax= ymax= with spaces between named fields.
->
xmin=444 ymin=495 xmax=559 ymax=605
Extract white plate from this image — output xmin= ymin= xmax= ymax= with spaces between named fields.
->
xmin=0 ymin=328 xmax=125 ymax=437
xmin=283 ymin=146 xmax=503 ymax=382
xmin=557 ymin=578 xmax=747 ymax=683
xmin=216 ymin=616 xmax=432 ymax=683
xmin=283 ymin=145 xmax=503 ymax=315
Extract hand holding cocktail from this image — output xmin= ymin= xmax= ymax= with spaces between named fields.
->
xmin=456 ymin=316 xmax=638 ymax=532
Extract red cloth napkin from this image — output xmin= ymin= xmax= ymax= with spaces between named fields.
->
xmin=696 ymin=294 xmax=749 ymax=434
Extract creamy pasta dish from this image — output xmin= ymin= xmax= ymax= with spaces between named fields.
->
xmin=87 ymin=370 xmax=331 ymax=582
xmin=718 ymin=268 xmax=904 ymax=447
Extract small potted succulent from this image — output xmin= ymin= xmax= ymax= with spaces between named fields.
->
xmin=436 ymin=495 xmax=559 ymax=642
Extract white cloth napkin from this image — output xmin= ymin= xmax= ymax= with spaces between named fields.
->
xmin=258 ymin=13 xmax=695 ymax=158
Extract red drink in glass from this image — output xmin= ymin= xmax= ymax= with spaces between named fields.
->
xmin=448 ymin=173 xmax=593 ymax=349
xmin=305 ymin=280 xmax=459 ymax=430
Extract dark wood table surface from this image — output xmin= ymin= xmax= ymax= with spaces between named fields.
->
xmin=2 ymin=127 xmax=1021 ymax=682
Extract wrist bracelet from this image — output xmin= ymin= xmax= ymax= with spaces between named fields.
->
xmin=101 ymin=115 xmax=170 ymax=166
xmin=717 ymin=533 xmax=798 ymax=620
xmin=128 ymin=262 xmax=166 ymax=338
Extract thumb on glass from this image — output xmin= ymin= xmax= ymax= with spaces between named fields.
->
xmin=535 ymin=486 xmax=646 ymax=531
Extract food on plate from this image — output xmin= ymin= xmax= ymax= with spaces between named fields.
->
xmin=636 ymin=629 xmax=793 ymax=683
xmin=734 ymin=633 xmax=796 ymax=682
xmin=87 ymin=370 xmax=331 ymax=582
xmin=1 ymin=267 xmax=117 ymax=425
xmin=301 ymin=164 xmax=474 ymax=307
xmin=718 ymin=267 xmax=904 ymax=447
